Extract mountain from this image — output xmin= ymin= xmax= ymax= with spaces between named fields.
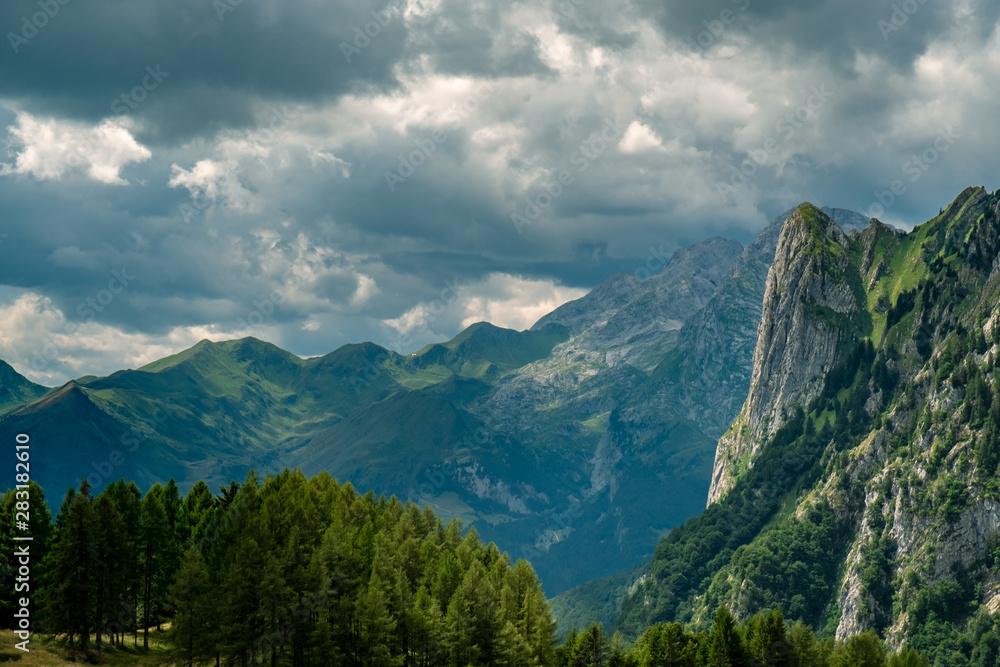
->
xmin=708 ymin=204 xmax=875 ymax=503
xmin=546 ymin=205 xmax=878 ymax=622
xmin=0 ymin=360 xmax=49 ymax=416
xmin=0 ymin=233 xmax=754 ymax=598
xmin=614 ymin=187 xmax=1000 ymax=663
xmin=0 ymin=203 xmax=874 ymax=603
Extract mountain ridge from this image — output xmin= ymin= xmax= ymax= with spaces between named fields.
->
xmin=612 ymin=186 xmax=1000 ymax=665
xmin=0 ymin=203 xmax=875 ymax=602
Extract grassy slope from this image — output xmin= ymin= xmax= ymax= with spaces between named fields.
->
xmin=0 ymin=629 xmax=172 ymax=665
xmin=0 ymin=360 xmax=50 ymax=417
xmin=0 ymin=323 xmax=571 ymax=498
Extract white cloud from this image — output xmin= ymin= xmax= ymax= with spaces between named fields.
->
xmin=351 ymin=274 xmax=380 ymax=306
xmin=458 ymin=274 xmax=588 ymax=331
xmin=168 ymin=158 xmax=255 ymax=212
xmin=381 ymin=273 xmax=587 ymax=352
xmin=619 ymin=121 xmax=664 ymax=153
xmin=0 ymin=112 xmax=151 ymax=185
xmin=0 ymin=292 xmax=242 ymax=385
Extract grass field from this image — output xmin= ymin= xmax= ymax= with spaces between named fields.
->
xmin=0 ymin=629 xmax=173 ymax=665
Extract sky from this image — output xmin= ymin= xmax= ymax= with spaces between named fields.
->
xmin=0 ymin=0 xmax=998 ymax=385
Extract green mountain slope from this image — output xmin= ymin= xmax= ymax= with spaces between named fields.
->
xmin=0 ymin=359 xmax=49 ymax=416
xmin=0 ymin=311 xmax=715 ymax=597
xmin=414 ymin=321 xmax=570 ymax=379
xmin=614 ymin=187 xmax=1000 ymax=663
xmin=0 ymin=211 xmax=869 ymax=603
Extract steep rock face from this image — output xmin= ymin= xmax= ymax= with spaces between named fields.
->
xmin=708 ymin=204 xmax=862 ymax=504
xmin=645 ymin=214 xmax=784 ymax=439
xmin=532 ymin=237 xmax=744 ymax=369
xmin=614 ymin=187 xmax=1000 ymax=660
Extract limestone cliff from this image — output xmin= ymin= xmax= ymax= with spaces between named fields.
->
xmin=708 ymin=203 xmax=864 ymax=504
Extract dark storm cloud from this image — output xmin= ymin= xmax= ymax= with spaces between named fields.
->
xmin=1 ymin=0 xmax=555 ymax=145
xmin=1 ymin=0 xmax=408 ymax=143
xmin=1 ymin=0 xmax=999 ymax=383
xmin=635 ymin=0 xmax=996 ymax=71
xmin=404 ymin=0 xmax=554 ymax=78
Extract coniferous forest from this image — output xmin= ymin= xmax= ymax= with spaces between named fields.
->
xmin=0 ymin=468 xmax=930 ymax=666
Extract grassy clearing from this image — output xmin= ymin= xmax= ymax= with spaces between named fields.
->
xmin=0 ymin=629 xmax=174 ymax=666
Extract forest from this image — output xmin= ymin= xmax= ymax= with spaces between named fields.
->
xmin=1 ymin=469 xmax=927 ymax=666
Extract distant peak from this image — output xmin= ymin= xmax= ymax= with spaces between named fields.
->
xmin=786 ymin=202 xmax=840 ymax=237
xmin=792 ymin=201 xmax=827 ymax=220
xmin=941 ymin=185 xmax=988 ymax=219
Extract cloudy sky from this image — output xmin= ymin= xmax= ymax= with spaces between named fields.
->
xmin=1 ymin=0 xmax=997 ymax=385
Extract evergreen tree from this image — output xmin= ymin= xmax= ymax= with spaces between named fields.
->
xmin=41 ymin=481 xmax=97 ymax=651
xmin=217 ymin=533 xmax=271 ymax=664
xmin=707 ymin=606 xmax=747 ymax=667
xmin=570 ymin=622 xmax=611 ymax=667
xmin=746 ymin=609 xmax=790 ymax=666
xmin=180 ymin=479 xmax=215 ymax=546
xmin=105 ymin=479 xmax=142 ymax=646
xmin=23 ymin=469 xmax=568 ymax=666
xmin=93 ymin=493 xmax=125 ymax=651
xmin=830 ymin=631 xmax=886 ymax=667
xmin=140 ymin=484 xmax=169 ymax=649
xmin=357 ymin=570 xmax=400 ymax=666
xmin=169 ymin=547 xmax=213 ymax=667
xmin=787 ymin=620 xmax=827 ymax=667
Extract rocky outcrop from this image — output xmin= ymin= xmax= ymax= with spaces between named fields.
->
xmin=707 ymin=203 xmax=863 ymax=505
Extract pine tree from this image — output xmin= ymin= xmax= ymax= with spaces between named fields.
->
xmin=106 ymin=479 xmax=142 ymax=646
xmin=180 ymin=480 xmax=215 ymax=547
xmin=93 ymin=493 xmax=125 ymax=651
xmin=412 ymin=586 xmax=445 ymax=666
xmin=217 ymin=534 xmax=269 ymax=664
xmin=571 ymin=622 xmax=610 ymax=667
xmin=520 ymin=586 xmax=557 ymax=665
xmin=161 ymin=479 xmax=184 ymax=601
xmin=830 ymin=630 xmax=886 ymax=666
xmin=140 ymin=484 xmax=169 ymax=649
xmin=708 ymin=606 xmax=747 ymax=667
xmin=746 ymin=609 xmax=790 ymax=666
xmin=41 ymin=482 xmax=97 ymax=651
xmin=169 ymin=547 xmax=214 ymax=667
xmin=357 ymin=570 xmax=400 ymax=666
xmin=787 ymin=620 xmax=828 ymax=667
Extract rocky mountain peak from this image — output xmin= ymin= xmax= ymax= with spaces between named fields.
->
xmin=707 ymin=203 xmax=863 ymax=504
